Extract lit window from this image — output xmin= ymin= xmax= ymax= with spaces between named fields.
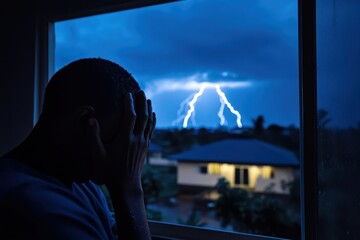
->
xmin=208 ymin=163 xmax=221 ymax=175
xmin=262 ymin=166 xmax=274 ymax=179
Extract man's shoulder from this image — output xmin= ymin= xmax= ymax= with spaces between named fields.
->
xmin=0 ymin=158 xmax=111 ymax=239
xmin=0 ymin=158 xmax=68 ymax=198
xmin=0 ymin=158 xmax=103 ymax=209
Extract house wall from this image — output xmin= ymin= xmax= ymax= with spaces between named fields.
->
xmin=178 ymin=162 xmax=297 ymax=194
xmin=255 ymin=167 xmax=296 ymax=194
xmin=178 ymin=162 xmax=222 ymax=187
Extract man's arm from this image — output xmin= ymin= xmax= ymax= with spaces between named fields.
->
xmin=107 ymin=91 xmax=155 ymax=240
xmin=107 ymin=182 xmax=150 ymax=240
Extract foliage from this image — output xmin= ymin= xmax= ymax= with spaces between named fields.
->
xmin=152 ymin=128 xmax=197 ymax=155
xmin=177 ymin=210 xmax=207 ymax=227
xmin=146 ymin=208 xmax=163 ymax=221
xmin=318 ymin=109 xmax=331 ymax=129
xmin=214 ymin=178 xmax=300 ymax=239
xmin=141 ymin=165 xmax=163 ymax=206
xmin=152 ymin=117 xmax=300 ymax=158
xmin=252 ymin=115 xmax=265 ymax=135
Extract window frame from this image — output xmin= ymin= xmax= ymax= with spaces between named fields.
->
xmin=234 ymin=166 xmax=249 ymax=186
xmin=298 ymin=0 xmax=318 ymax=239
xmin=35 ymin=0 xmax=318 ymax=239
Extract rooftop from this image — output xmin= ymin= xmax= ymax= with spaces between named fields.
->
xmin=168 ymin=139 xmax=299 ymax=166
xmin=149 ymin=142 xmax=162 ymax=152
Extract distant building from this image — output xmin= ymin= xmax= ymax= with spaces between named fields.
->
xmin=148 ymin=142 xmax=177 ymax=167
xmin=168 ymin=139 xmax=299 ymax=194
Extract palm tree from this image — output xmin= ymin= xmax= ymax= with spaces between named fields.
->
xmin=252 ymin=115 xmax=265 ymax=135
xmin=318 ymin=109 xmax=331 ymax=129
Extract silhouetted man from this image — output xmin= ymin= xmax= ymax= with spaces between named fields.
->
xmin=0 ymin=58 xmax=156 ymax=240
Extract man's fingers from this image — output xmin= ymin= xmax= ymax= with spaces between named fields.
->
xmin=133 ymin=91 xmax=148 ymax=136
xmin=149 ymin=112 xmax=156 ymax=140
xmin=144 ymin=99 xmax=153 ymax=139
xmin=123 ymin=92 xmax=136 ymax=136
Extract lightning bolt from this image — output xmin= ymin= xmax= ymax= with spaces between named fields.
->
xmin=183 ymin=84 xmax=207 ymax=128
xmin=215 ymin=84 xmax=242 ymax=128
xmin=218 ymin=97 xmax=226 ymax=126
xmin=171 ymin=80 xmax=244 ymax=129
xmin=190 ymin=110 xmax=196 ymax=126
xmin=171 ymin=93 xmax=195 ymax=126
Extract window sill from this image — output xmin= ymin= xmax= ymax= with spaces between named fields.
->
xmin=149 ymin=220 xmax=289 ymax=240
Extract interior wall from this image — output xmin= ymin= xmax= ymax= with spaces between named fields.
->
xmin=0 ymin=6 xmax=38 ymax=155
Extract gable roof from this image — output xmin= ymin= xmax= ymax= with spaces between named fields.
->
xmin=168 ymin=139 xmax=299 ymax=166
xmin=149 ymin=142 xmax=162 ymax=153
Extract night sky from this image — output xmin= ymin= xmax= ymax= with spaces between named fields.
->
xmin=54 ymin=0 xmax=301 ymax=129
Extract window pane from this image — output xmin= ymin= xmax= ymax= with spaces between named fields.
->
xmin=199 ymin=165 xmax=208 ymax=174
xmin=243 ymin=168 xmax=249 ymax=185
xmin=208 ymin=163 xmax=221 ymax=175
xmin=316 ymin=0 xmax=360 ymax=238
xmin=235 ymin=167 xmax=241 ymax=185
xmin=55 ymin=0 xmax=300 ymax=238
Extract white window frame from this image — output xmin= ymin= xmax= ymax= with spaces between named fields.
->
xmin=35 ymin=0 xmax=318 ymax=239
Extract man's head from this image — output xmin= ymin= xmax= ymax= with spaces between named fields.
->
xmin=43 ymin=58 xmax=140 ymax=120
xmin=37 ymin=58 xmax=141 ymax=183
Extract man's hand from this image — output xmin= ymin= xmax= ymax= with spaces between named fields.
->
xmin=104 ymin=91 xmax=156 ymax=191
xmin=86 ymin=90 xmax=155 ymax=240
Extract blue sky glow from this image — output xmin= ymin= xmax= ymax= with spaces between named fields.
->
xmin=55 ymin=0 xmax=300 ymax=129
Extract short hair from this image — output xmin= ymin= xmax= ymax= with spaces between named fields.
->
xmin=42 ymin=58 xmax=140 ymax=118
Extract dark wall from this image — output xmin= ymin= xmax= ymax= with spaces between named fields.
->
xmin=0 ymin=5 xmax=38 ymax=155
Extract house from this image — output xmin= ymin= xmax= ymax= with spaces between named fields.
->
xmin=149 ymin=142 xmax=163 ymax=159
xmin=148 ymin=142 xmax=177 ymax=167
xmin=169 ymin=139 xmax=299 ymax=194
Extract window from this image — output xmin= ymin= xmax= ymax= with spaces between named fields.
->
xmin=4 ymin=0 xmax=358 ymax=238
xmin=234 ymin=167 xmax=249 ymax=186
xmin=208 ymin=163 xmax=221 ymax=175
xmin=316 ymin=0 xmax=360 ymax=238
xmin=198 ymin=165 xmax=208 ymax=174
xmin=262 ymin=166 xmax=274 ymax=179
xmin=243 ymin=168 xmax=249 ymax=185
xmin=53 ymin=0 xmax=300 ymax=239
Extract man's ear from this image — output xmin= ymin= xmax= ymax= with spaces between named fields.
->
xmin=75 ymin=106 xmax=96 ymax=126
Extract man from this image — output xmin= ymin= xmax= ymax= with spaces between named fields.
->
xmin=0 ymin=58 xmax=156 ymax=239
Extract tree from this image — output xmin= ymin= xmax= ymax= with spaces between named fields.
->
xmin=141 ymin=165 xmax=162 ymax=206
xmin=214 ymin=178 xmax=300 ymax=239
xmin=252 ymin=115 xmax=265 ymax=135
xmin=318 ymin=109 xmax=331 ymax=129
xmin=141 ymin=165 xmax=164 ymax=221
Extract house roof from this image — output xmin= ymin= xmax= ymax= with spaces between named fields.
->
xmin=149 ymin=142 xmax=162 ymax=153
xmin=168 ymin=139 xmax=299 ymax=166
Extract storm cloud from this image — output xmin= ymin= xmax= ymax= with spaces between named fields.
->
xmin=55 ymin=0 xmax=301 ymax=128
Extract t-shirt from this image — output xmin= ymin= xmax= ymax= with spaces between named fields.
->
xmin=0 ymin=158 xmax=117 ymax=240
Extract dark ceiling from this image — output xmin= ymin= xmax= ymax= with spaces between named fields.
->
xmin=39 ymin=0 xmax=178 ymax=22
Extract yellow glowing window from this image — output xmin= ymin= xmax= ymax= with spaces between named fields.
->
xmin=208 ymin=163 xmax=221 ymax=175
xmin=262 ymin=166 xmax=274 ymax=179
